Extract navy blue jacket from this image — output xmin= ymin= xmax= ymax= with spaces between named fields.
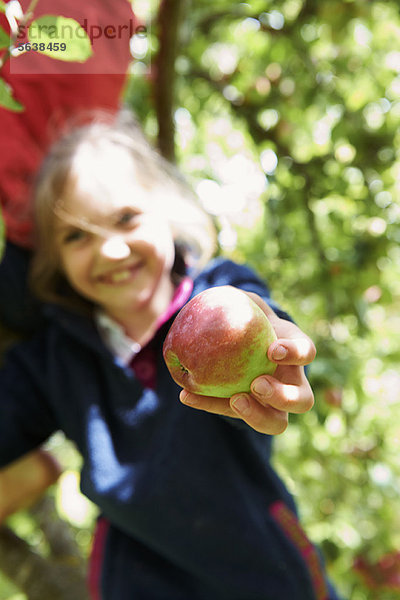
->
xmin=0 ymin=259 xmax=339 ymax=600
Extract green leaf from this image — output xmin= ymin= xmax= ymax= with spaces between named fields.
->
xmin=0 ymin=77 xmax=24 ymax=112
xmin=0 ymin=1 xmax=6 ymax=13
xmin=27 ymin=15 xmax=93 ymax=62
xmin=0 ymin=24 xmax=9 ymax=49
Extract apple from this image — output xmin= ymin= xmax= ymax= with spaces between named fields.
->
xmin=163 ymin=285 xmax=277 ymax=398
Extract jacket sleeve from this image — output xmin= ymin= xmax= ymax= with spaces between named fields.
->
xmin=0 ymin=338 xmax=58 ymax=468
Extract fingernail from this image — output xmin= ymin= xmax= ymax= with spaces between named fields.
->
xmin=232 ymin=394 xmax=250 ymax=415
xmin=180 ymin=390 xmax=197 ymax=406
xmin=252 ymin=378 xmax=272 ymax=397
xmin=272 ymin=344 xmax=288 ymax=360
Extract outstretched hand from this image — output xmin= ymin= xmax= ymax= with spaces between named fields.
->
xmin=179 ymin=292 xmax=316 ymax=434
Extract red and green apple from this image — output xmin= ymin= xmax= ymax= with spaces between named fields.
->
xmin=163 ymin=285 xmax=277 ymax=398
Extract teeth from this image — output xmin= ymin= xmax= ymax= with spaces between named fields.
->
xmin=110 ymin=270 xmax=131 ymax=283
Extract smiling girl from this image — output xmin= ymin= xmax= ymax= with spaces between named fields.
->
xmin=0 ymin=112 xmax=340 ymax=599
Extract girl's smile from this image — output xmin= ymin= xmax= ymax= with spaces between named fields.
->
xmin=95 ymin=258 xmax=145 ymax=285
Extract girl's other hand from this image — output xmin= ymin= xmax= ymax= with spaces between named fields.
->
xmin=0 ymin=450 xmax=62 ymax=523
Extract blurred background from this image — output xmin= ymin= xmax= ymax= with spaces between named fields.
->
xmin=1 ymin=0 xmax=400 ymax=598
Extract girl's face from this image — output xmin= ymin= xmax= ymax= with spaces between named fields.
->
xmin=54 ymin=144 xmax=176 ymax=324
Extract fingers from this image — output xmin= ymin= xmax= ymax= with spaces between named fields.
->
xmin=180 ymin=389 xmax=289 ymax=435
xmin=180 ymin=361 xmax=314 ymax=423
xmin=268 ymin=337 xmax=316 ymax=366
xmin=250 ymin=368 xmax=314 ymax=414
xmin=230 ymin=394 xmax=289 ymax=434
xmin=179 ymin=390 xmax=240 ymax=419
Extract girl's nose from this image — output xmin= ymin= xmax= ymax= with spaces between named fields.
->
xmin=100 ymin=236 xmax=131 ymax=260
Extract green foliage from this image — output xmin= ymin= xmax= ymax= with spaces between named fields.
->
xmin=0 ymin=575 xmax=22 ymax=600
xmin=27 ymin=16 xmax=92 ymax=62
xmin=0 ymin=26 xmax=8 ymax=49
xmin=0 ymin=78 xmax=23 ymax=111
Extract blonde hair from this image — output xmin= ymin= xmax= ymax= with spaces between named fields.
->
xmin=30 ymin=110 xmax=217 ymax=313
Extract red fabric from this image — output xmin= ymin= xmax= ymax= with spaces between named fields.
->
xmin=87 ymin=517 xmax=110 ymax=600
xmin=0 ymin=0 xmax=135 ymax=248
xmin=131 ymin=278 xmax=194 ymax=389
xmin=269 ymin=501 xmax=329 ymax=600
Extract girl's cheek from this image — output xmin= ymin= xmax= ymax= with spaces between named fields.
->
xmin=139 ymin=221 xmax=175 ymax=264
xmin=60 ymin=252 xmax=85 ymax=283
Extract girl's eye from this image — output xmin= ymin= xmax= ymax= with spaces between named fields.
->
xmin=118 ymin=211 xmax=137 ymax=227
xmin=64 ymin=229 xmax=87 ymax=243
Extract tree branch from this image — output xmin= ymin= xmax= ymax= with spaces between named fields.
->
xmin=0 ymin=524 xmax=89 ymax=600
xmin=153 ymin=0 xmax=185 ymax=162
